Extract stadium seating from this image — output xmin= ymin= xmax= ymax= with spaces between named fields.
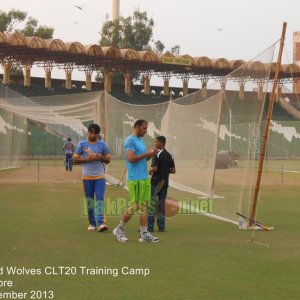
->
xmin=8 ymin=83 xmax=89 ymax=97
xmin=26 ymin=122 xmax=63 ymax=157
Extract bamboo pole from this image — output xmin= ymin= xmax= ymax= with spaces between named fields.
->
xmin=249 ymin=22 xmax=287 ymax=225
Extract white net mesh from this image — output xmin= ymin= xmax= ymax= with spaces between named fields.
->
xmin=30 ymin=92 xmax=102 ymax=123
xmin=0 ymin=85 xmax=102 ymax=169
xmin=261 ymin=83 xmax=300 ymax=179
xmin=160 ymin=93 xmax=222 ymax=196
xmin=211 ymin=44 xmax=276 ymax=223
xmin=100 ymin=43 xmax=276 ymax=225
xmin=0 ymin=106 xmax=26 ymax=169
xmin=0 ymin=42 xmax=281 ymax=228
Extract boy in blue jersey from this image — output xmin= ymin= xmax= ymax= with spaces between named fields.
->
xmin=113 ymin=119 xmax=160 ymax=243
xmin=73 ymin=124 xmax=111 ymax=232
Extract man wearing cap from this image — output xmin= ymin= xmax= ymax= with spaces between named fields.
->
xmin=73 ymin=123 xmax=111 ymax=232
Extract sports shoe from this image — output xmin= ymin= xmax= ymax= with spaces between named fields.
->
xmin=138 ymin=229 xmax=154 ymax=233
xmin=87 ymin=224 xmax=96 ymax=231
xmin=139 ymin=231 xmax=160 ymax=243
xmin=97 ymin=224 xmax=108 ymax=232
xmin=113 ymin=226 xmax=128 ymax=242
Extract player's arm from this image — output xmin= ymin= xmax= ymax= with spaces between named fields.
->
xmin=73 ymin=142 xmax=96 ymax=164
xmin=73 ymin=154 xmax=96 ymax=164
xmin=89 ymin=152 xmax=110 ymax=164
xmin=125 ymin=138 xmax=156 ymax=163
xmin=97 ymin=143 xmax=111 ymax=164
xmin=149 ymin=166 xmax=158 ymax=174
xmin=100 ymin=153 xmax=111 ymax=164
xmin=127 ymin=149 xmax=155 ymax=163
xmin=170 ymin=156 xmax=176 ymax=174
xmin=149 ymin=155 xmax=158 ymax=175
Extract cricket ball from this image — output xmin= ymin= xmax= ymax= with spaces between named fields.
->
xmin=165 ymin=198 xmax=179 ymax=218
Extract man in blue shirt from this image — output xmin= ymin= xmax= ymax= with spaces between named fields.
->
xmin=113 ymin=119 xmax=160 ymax=243
xmin=63 ymin=137 xmax=75 ymax=171
xmin=73 ymin=124 xmax=110 ymax=232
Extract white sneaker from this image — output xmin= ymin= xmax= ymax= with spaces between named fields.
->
xmin=113 ymin=226 xmax=128 ymax=242
xmin=97 ymin=224 xmax=108 ymax=232
xmin=88 ymin=224 xmax=96 ymax=231
xmin=139 ymin=231 xmax=160 ymax=243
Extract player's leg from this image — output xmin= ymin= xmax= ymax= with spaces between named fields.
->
xmin=122 ymin=180 xmax=139 ymax=220
xmin=66 ymin=153 xmax=70 ymax=171
xmin=94 ymin=178 xmax=108 ymax=232
xmin=147 ymin=184 xmax=157 ymax=232
xmin=138 ymin=179 xmax=160 ymax=243
xmin=68 ymin=154 xmax=73 ymax=172
xmin=157 ymin=186 xmax=168 ymax=232
xmin=64 ymin=154 xmax=68 ymax=171
xmin=83 ymin=179 xmax=96 ymax=230
xmin=113 ymin=180 xmax=139 ymax=242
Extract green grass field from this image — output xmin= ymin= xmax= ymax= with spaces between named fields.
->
xmin=1 ymin=167 xmax=300 ymax=300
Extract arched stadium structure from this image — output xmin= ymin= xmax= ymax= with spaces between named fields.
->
xmin=1 ymin=31 xmax=300 ymax=226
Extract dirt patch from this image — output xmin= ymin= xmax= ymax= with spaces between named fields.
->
xmin=1 ymin=165 xmax=299 ymax=187
xmin=215 ymin=169 xmax=300 ymax=187
xmin=0 ymin=166 xmax=82 ymax=183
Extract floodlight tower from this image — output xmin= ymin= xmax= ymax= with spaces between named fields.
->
xmin=112 ymin=0 xmax=120 ymax=21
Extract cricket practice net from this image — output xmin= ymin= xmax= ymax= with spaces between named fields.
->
xmin=0 ymin=42 xmax=279 ymax=225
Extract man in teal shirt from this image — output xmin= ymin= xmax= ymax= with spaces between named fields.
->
xmin=113 ymin=119 xmax=159 ymax=243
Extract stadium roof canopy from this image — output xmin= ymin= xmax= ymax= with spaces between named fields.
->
xmin=0 ymin=31 xmax=300 ymax=80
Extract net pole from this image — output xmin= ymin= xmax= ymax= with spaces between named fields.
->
xmin=26 ymin=118 xmax=30 ymax=163
xmin=102 ymin=92 xmax=107 ymax=142
xmin=249 ymin=22 xmax=287 ymax=225
xmin=95 ymin=96 xmax=101 ymax=124
xmin=10 ymin=112 xmax=14 ymax=168
xmin=209 ymin=83 xmax=225 ymax=194
xmin=229 ymin=108 xmax=232 ymax=151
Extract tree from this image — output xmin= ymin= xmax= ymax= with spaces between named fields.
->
xmin=99 ymin=9 xmax=155 ymax=85
xmin=0 ymin=9 xmax=27 ymax=32
xmin=170 ymin=45 xmax=180 ymax=55
xmin=99 ymin=20 xmax=122 ymax=47
xmin=21 ymin=17 xmax=54 ymax=39
xmin=99 ymin=9 xmax=154 ymax=50
xmin=99 ymin=9 xmax=179 ymax=54
xmin=154 ymin=40 xmax=165 ymax=54
xmin=0 ymin=9 xmax=54 ymax=77
xmin=97 ymin=9 xmax=180 ymax=84
xmin=0 ymin=9 xmax=54 ymax=38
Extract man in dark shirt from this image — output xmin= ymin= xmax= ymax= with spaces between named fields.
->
xmin=148 ymin=136 xmax=176 ymax=232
